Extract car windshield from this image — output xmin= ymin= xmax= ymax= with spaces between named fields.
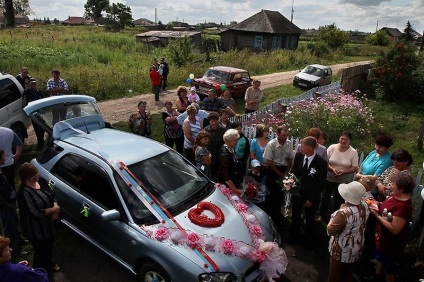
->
xmin=301 ymin=66 xmax=324 ymax=77
xmin=123 ymin=150 xmax=213 ymax=225
xmin=30 ymin=101 xmax=101 ymax=130
xmin=203 ymin=69 xmax=231 ymax=83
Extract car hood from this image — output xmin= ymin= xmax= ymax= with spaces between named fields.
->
xmin=193 ymin=78 xmax=221 ymax=86
xmin=145 ymin=187 xmax=273 ymax=272
xmin=295 ymin=72 xmax=321 ymax=82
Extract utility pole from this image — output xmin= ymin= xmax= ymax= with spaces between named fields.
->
xmin=288 ymin=0 xmax=294 ymax=49
xmin=376 ymin=21 xmax=379 ymax=32
xmin=155 ymin=8 xmax=157 ymax=24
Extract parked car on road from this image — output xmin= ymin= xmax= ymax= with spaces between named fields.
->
xmin=191 ymin=66 xmax=252 ymax=99
xmin=0 ymin=73 xmax=31 ymax=140
xmin=24 ymin=95 xmax=282 ymax=282
xmin=293 ymin=64 xmax=333 ymax=89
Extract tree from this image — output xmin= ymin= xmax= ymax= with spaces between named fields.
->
xmin=3 ymin=0 xmax=15 ymax=27
xmin=371 ymin=41 xmax=423 ymax=102
xmin=318 ymin=23 xmax=349 ymax=49
xmin=167 ymin=36 xmax=193 ymax=67
xmin=0 ymin=0 xmax=32 ymax=16
xmin=403 ymin=21 xmax=414 ymax=42
xmin=13 ymin=0 xmax=32 ymax=15
xmin=367 ymin=30 xmax=389 ymax=46
xmin=104 ymin=3 xmax=133 ymax=32
xmin=84 ymin=0 xmax=109 ymax=19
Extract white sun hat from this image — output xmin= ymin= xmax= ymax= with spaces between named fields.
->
xmin=338 ymin=181 xmax=366 ymax=205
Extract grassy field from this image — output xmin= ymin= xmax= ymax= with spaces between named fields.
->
xmin=1 ymin=26 xmax=385 ymax=101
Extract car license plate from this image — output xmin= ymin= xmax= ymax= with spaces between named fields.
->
xmin=298 ymin=82 xmax=307 ymax=87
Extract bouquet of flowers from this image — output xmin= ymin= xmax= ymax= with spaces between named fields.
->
xmin=242 ymin=176 xmax=267 ymax=204
xmin=280 ymin=173 xmax=301 ymax=217
xmin=282 ymin=173 xmax=301 ymax=194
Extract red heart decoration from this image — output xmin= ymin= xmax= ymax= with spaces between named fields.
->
xmin=188 ymin=202 xmax=225 ymax=227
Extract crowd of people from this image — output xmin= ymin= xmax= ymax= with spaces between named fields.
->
xmin=0 ymin=64 xmax=419 ymax=282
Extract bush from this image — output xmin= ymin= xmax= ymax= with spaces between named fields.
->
xmin=367 ymin=30 xmax=389 ymax=46
xmin=307 ymin=41 xmax=330 ymax=57
xmin=285 ymin=93 xmax=374 ymax=143
xmin=370 ymin=41 xmax=423 ymax=102
xmin=319 ymin=24 xmax=349 ymax=49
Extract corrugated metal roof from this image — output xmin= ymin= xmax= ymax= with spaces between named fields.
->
xmin=135 ymin=30 xmax=200 ymax=38
xmin=226 ymin=10 xmax=302 ymax=34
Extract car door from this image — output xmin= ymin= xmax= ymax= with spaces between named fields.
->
xmin=50 ymin=154 xmax=88 ymax=230
xmin=77 ymin=161 xmax=134 ymax=262
xmin=0 ymin=77 xmax=25 ymax=127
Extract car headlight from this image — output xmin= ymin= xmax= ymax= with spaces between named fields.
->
xmin=199 ymin=272 xmax=237 ymax=282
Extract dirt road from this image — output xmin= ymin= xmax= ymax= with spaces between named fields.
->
xmin=25 ymin=61 xmax=371 ymax=145
xmin=96 ymin=61 xmax=372 ymax=124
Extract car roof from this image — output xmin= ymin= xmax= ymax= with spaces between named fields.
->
xmin=207 ymin=66 xmax=248 ymax=73
xmin=62 ymin=128 xmax=169 ymax=165
xmin=308 ymin=64 xmax=330 ymax=69
xmin=24 ymin=95 xmax=96 ymax=115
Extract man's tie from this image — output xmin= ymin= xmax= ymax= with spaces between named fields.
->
xmin=303 ymin=157 xmax=309 ymax=173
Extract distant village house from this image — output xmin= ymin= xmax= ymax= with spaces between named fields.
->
xmin=135 ymin=30 xmax=201 ymax=47
xmin=220 ymin=10 xmax=302 ymax=52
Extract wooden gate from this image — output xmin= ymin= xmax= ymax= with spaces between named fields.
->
xmin=341 ymin=64 xmax=371 ymax=93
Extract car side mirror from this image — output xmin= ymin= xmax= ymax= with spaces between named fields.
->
xmin=101 ymin=209 xmax=121 ymax=222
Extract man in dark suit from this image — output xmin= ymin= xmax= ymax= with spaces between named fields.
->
xmin=290 ymin=137 xmax=327 ymax=247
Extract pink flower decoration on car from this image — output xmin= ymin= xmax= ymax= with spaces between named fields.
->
xmin=251 ymin=250 xmax=266 ymax=262
xmin=153 ymin=226 xmax=168 ymax=241
xmin=187 ymin=232 xmax=200 ymax=248
xmin=236 ymin=203 xmax=248 ymax=213
xmin=221 ymin=239 xmax=235 ymax=255
xmin=250 ymin=225 xmax=263 ymax=236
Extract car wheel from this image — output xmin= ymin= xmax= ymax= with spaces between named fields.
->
xmin=139 ymin=262 xmax=170 ymax=282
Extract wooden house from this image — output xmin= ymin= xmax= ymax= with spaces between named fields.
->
xmin=220 ymin=10 xmax=302 ymax=51
xmin=380 ymin=27 xmax=403 ymax=43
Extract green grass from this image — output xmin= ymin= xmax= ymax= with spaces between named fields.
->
xmin=0 ymin=26 xmax=382 ymax=101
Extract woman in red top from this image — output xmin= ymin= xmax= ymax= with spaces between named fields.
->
xmin=149 ymin=65 xmax=161 ymax=101
xmin=369 ymin=171 xmax=413 ymax=282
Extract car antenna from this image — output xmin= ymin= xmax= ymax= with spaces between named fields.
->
xmin=83 ymin=122 xmax=90 ymax=134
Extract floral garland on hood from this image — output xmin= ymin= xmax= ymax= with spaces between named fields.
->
xmin=141 ymin=183 xmax=287 ymax=281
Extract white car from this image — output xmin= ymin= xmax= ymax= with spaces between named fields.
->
xmin=293 ymin=64 xmax=333 ymax=89
xmin=0 ymin=73 xmax=31 ymax=140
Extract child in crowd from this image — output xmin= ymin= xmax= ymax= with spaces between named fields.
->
xmin=194 ymin=130 xmax=212 ymax=178
xmin=245 ymin=159 xmax=267 ymax=209
xmin=188 ymin=87 xmax=200 ymax=104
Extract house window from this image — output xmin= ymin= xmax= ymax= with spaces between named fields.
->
xmin=254 ymin=36 xmax=263 ymax=50
xmin=272 ymin=36 xmax=282 ymax=49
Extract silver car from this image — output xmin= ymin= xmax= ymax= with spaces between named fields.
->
xmin=293 ymin=64 xmax=333 ymax=89
xmin=24 ymin=95 xmax=281 ymax=282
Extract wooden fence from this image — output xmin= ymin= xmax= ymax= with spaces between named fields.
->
xmin=341 ymin=63 xmax=371 ymax=93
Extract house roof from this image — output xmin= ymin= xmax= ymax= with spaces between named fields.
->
xmin=62 ymin=17 xmax=86 ymax=25
xmin=380 ymin=27 xmax=402 ymax=37
xmin=132 ymin=18 xmax=156 ymax=26
xmin=225 ymin=9 xmax=302 ymax=34
xmin=135 ymin=30 xmax=200 ymax=38
xmin=0 ymin=13 xmax=30 ymax=25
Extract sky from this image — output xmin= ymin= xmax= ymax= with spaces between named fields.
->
xmin=29 ymin=0 xmax=423 ymax=34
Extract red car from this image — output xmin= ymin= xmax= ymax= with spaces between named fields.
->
xmin=191 ymin=66 xmax=252 ymax=99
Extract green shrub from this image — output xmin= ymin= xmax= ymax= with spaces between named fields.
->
xmin=366 ymin=30 xmax=389 ymax=46
xmin=307 ymin=41 xmax=330 ymax=57
xmin=370 ymin=41 xmax=423 ymax=102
